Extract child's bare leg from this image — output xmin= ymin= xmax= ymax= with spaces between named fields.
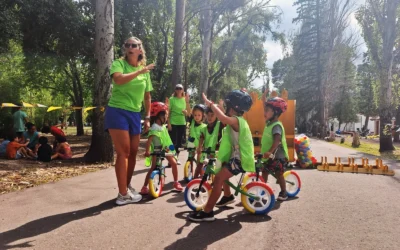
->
xmin=222 ymin=182 xmax=231 ymax=197
xmin=51 ymin=153 xmax=59 ymax=160
xmin=262 ymin=171 xmax=269 ymax=183
xmin=167 ymin=156 xmax=178 ymax=181
xmin=277 ymin=173 xmax=286 ymax=193
xmin=143 ymin=157 xmax=156 ymax=187
xmin=203 ymin=168 xmax=233 ymax=213
xmin=26 ymin=149 xmax=36 ymax=158
xmin=19 ymin=148 xmax=29 ymax=158
xmin=194 ymin=163 xmax=203 ymax=179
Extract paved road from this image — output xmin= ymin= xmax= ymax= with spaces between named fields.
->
xmin=1 ymin=139 xmax=399 ymax=249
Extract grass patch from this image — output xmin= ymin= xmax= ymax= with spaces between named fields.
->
xmin=64 ymin=126 xmax=92 ymax=136
xmin=331 ymin=137 xmax=400 ymax=161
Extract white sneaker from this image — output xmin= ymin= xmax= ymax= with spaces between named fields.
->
xmin=115 ymin=190 xmax=142 ymax=205
xmin=127 ymin=187 xmax=142 ymax=202
xmin=128 ymin=184 xmax=141 ymax=196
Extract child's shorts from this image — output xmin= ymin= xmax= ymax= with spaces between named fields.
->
xmin=263 ymin=159 xmax=287 ymax=175
xmin=223 ymin=158 xmax=245 ymax=176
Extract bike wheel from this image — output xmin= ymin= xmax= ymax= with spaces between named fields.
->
xmin=149 ymin=170 xmax=164 ymax=198
xmin=241 ymin=182 xmax=275 ymax=215
xmin=184 ymin=161 xmax=193 ymax=182
xmin=242 ymin=172 xmax=265 ymax=187
xmin=284 ymin=170 xmax=301 ymax=197
xmin=184 ymin=179 xmax=212 ymax=211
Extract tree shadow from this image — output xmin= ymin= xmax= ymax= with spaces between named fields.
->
xmin=165 ymin=209 xmax=271 ymax=250
xmin=0 ymin=199 xmax=116 ymax=249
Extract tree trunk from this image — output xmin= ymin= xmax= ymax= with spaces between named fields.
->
xmin=363 ymin=114 xmax=370 ymax=131
xmin=363 ymin=0 xmax=400 ymax=151
xmin=199 ymin=0 xmax=212 ymax=101
xmin=184 ymin=20 xmax=189 ymax=91
xmin=75 ymin=109 xmax=84 ymax=136
xmin=85 ymin=0 xmax=114 ymax=163
xmin=170 ymin=0 xmax=185 ymax=89
xmin=377 ymin=0 xmax=399 ymax=151
xmin=394 ymin=108 xmax=400 ymax=142
xmin=316 ymin=0 xmax=326 ymax=138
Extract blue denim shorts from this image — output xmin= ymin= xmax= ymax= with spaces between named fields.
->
xmin=104 ymin=106 xmax=141 ymax=135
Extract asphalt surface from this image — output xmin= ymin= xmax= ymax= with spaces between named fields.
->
xmin=1 ymin=139 xmax=399 ymax=250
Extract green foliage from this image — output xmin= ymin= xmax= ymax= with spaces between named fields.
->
xmin=0 ymin=0 xmax=281 ymax=135
xmin=356 ymin=59 xmax=378 ymax=118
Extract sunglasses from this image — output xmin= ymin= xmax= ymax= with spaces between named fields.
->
xmin=175 ymin=87 xmax=183 ymax=90
xmin=124 ymin=43 xmax=142 ymax=49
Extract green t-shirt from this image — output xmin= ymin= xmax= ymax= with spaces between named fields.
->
xmin=109 ymin=59 xmax=153 ymax=112
xmin=13 ymin=110 xmax=27 ymax=132
xmin=169 ymin=97 xmax=186 ymax=125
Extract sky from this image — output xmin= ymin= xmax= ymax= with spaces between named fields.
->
xmin=253 ymin=0 xmax=367 ymax=89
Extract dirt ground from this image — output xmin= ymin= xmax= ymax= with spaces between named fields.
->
xmin=0 ymin=135 xmax=146 ymax=194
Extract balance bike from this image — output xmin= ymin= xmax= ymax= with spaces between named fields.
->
xmin=148 ymin=149 xmax=174 ymax=198
xmin=242 ymin=153 xmax=301 ymax=198
xmin=184 ymin=155 xmax=276 ymax=215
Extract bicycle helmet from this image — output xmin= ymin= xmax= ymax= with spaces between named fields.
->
xmin=193 ymin=104 xmax=206 ymax=113
xmin=265 ymin=97 xmax=287 ymax=116
xmin=150 ymin=102 xmax=168 ymax=117
xmin=224 ymin=89 xmax=253 ymax=113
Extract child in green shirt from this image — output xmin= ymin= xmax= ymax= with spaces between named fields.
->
xmin=188 ymin=89 xmax=254 ymax=222
xmin=261 ymin=90 xmax=289 ymax=201
xmin=186 ymin=104 xmax=207 ymax=172
xmin=194 ymin=103 xmax=225 ymax=179
xmin=141 ymin=102 xmax=183 ymax=194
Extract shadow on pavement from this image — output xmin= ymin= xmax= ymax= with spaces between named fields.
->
xmin=166 ymin=192 xmax=185 ymax=204
xmin=0 ymin=199 xmax=116 ymax=249
xmin=165 ymin=210 xmax=271 ymax=250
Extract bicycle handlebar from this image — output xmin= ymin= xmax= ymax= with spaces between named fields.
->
xmin=201 ymin=147 xmax=217 ymax=154
xmin=255 ymin=153 xmax=274 ymax=160
xmin=150 ymin=152 xmax=174 ymax=157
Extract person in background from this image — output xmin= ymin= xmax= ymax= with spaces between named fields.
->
xmin=41 ymin=124 xmax=67 ymax=150
xmin=51 ymin=136 xmax=72 ymax=160
xmin=0 ymin=133 xmax=11 ymax=157
xmin=6 ymin=131 xmax=36 ymax=159
xmin=23 ymin=122 xmax=39 ymax=152
xmin=167 ymin=84 xmax=191 ymax=164
xmin=37 ymin=136 xmax=52 ymax=162
xmin=13 ymin=105 xmax=28 ymax=138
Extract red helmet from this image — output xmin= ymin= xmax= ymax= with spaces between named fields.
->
xmin=150 ymin=102 xmax=168 ymax=117
xmin=265 ymin=97 xmax=287 ymax=116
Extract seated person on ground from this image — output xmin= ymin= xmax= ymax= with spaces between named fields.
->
xmin=23 ymin=122 xmax=40 ymax=152
xmin=41 ymin=124 xmax=67 ymax=150
xmin=51 ymin=136 xmax=72 ymax=160
xmin=0 ymin=135 xmax=11 ymax=157
xmin=37 ymin=136 xmax=53 ymax=162
xmin=6 ymin=132 xmax=36 ymax=160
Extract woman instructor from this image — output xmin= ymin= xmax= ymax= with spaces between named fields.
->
xmin=168 ymin=84 xmax=190 ymax=164
xmin=105 ymin=37 xmax=154 ymax=205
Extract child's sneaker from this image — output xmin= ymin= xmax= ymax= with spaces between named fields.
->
xmin=188 ymin=210 xmax=215 ymax=222
xmin=215 ymin=195 xmax=235 ymax=207
xmin=277 ymin=191 xmax=288 ymax=201
xmin=173 ymin=181 xmax=183 ymax=192
xmin=140 ymin=186 xmax=149 ymax=195
xmin=115 ymin=191 xmax=142 ymax=206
